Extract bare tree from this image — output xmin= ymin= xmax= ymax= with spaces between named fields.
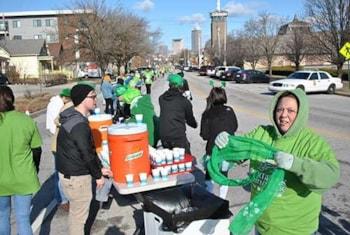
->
xmin=243 ymin=19 xmax=263 ymax=70
xmin=256 ymin=12 xmax=284 ymax=76
xmin=226 ymin=31 xmax=245 ymax=67
xmin=65 ymin=0 xmax=158 ymax=74
xmin=305 ymin=0 xmax=350 ymax=75
xmin=280 ymin=17 xmax=313 ymax=71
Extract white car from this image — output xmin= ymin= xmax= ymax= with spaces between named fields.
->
xmin=268 ymin=71 xmax=343 ymax=94
xmin=214 ymin=66 xmax=241 ymax=78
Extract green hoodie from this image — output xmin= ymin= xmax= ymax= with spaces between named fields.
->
xmin=127 ymin=95 xmax=157 ymax=146
xmin=245 ymin=88 xmax=339 ymax=235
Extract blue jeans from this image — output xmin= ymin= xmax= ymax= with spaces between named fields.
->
xmin=0 ymin=194 xmax=33 ymax=235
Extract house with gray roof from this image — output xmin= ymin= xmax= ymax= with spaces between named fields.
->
xmin=0 ymin=39 xmax=53 ymax=78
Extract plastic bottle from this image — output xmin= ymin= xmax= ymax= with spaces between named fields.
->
xmin=101 ymin=140 xmax=110 ymax=167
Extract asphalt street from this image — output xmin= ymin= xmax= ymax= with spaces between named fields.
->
xmin=8 ymin=72 xmax=350 ymax=234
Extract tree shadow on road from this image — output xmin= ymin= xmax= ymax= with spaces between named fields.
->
xmin=317 ymin=205 xmax=350 ymax=234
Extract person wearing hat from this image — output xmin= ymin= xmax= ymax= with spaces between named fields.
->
xmin=159 ymin=74 xmax=197 ymax=154
xmin=56 ymin=84 xmax=112 ymax=235
xmin=45 ymin=88 xmax=72 ymax=211
xmin=117 ymin=86 xmax=159 ymax=147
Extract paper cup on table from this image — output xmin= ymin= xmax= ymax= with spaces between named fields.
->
xmin=160 ymin=167 xmax=169 ymax=180
xmin=173 ymin=148 xmax=180 ymax=162
xmin=171 ymin=164 xmax=178 ymax=173
xmin=152 ymin=168 xmax=160 ymax=181
xmin=166 ymin=151 xmax=173 ymax=164
xmin=125 ymin=174 xmax=134 ymax=187
xmin=178 ymin=163 xmax=185 ymax=172
xmin=135 ymin=114 xmax=143 ymax=124
xmin=185 ymin=162 xmax=192 ymax=171
xmin=139 ymin=172 xmax=147 ymax=185
xmin=178 ymin=148 xmax=185 ymax=160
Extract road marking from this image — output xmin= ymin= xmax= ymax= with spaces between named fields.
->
xmin=189 ymin=78 xmax=350 ymax=141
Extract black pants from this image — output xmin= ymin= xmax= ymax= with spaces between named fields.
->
xmin=104 ymin=98 xmax=114 ymax=115
xmin=161 ymin=137 xmax=191 ymax=154
xmin=145 ymin=84 xmax=151 ymax=94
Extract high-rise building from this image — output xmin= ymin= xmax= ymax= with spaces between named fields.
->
xmin=191 ymin=28 xmax=201 ymax=54
xmin=210 ymin=0 xmax=228 ymax=65
xmin=172 ymin=38 xmax=184 ymax=55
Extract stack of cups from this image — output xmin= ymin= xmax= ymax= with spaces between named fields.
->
xmin=179 ymin=148 xmax=185 ymax=161
xmin=173 ymin=148 xmax=180 ymax=163
xmin=166 ymin=151 xmax=173 ymax=164
xmin=152 ymin=168 xmax=160 ymax=181
xmin=160 ymin=167 xmax=169 ymax=180
xmin=135 ymin=114 xmax=143 ymax=125
xmin=185 ymin=162 xmax=192 ymax=171
xmin=178 ymin=163 xmax=185 ymax=172
xmin=139 ymin=172 xmax=147 ymax=185
xmin=125 ymin=174 xmax=134 ymax=187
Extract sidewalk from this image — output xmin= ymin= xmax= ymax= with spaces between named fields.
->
xmin=336 ymin=81 xmax=350 ymax=97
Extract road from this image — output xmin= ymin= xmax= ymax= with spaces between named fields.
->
xmin=10 ymin=72 xmax=349 ymax=234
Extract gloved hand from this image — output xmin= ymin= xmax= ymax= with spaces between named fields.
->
xmin=274 ymin=151 xmax=294 ymax=170
xmin=215 ymin=131 xmax=230 ymax=149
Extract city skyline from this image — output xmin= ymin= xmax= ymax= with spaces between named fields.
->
xmin=1 ymin=0 xmax=304 ymax=48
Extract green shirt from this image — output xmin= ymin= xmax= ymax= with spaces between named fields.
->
xmin=244 ymin=89 xmax=339 ymax=235
xmin=0 ymin=111 xmax=42 ymax=196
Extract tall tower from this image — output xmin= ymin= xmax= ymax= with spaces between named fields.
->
xmin=210 ymin=0 xmax=228 ymax=65
xmin=191 ymin=28 xmax=201 ymax=54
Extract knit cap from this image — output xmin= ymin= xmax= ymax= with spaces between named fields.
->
xmin=71 ymin=84 xmax=94 ymax=106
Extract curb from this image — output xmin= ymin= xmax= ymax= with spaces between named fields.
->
xmin=335 ymin=92 xmax=350 ymax=97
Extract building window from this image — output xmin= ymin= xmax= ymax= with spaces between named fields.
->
xmin=33 ymin=19 xmax=42 ymax=27
xmin=12 ymin=20 xmax=21 ymax=28
xmin=46 ymin=34 xmax=57 ymax=42
xmin=34 ymin=34 xmax=43 ymax=39
xmin=45 ymin=19 xmax=56 ymax=27
xmin=0 ymin=21 xmax=8 ymax=31
xmin=13 ymin=35 xmax=22 ymax=40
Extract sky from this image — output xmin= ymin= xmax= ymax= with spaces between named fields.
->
xmin=0 ymin=0 xmax=305 ymax=49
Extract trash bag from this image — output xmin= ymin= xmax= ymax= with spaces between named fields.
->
xmin=142 ymin=184 xmax=232 ymax=233
xmin=207 ymin=136 xmax=285 ymax=235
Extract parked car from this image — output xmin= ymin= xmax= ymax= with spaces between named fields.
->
xmin=0 ymin=73 xmax=10 ymax=85
xmin=268 ymin=70 xmax=343 ymax=94
xmin=215 ymin=66 xmax=241 ymax=78
xmin=206 ymin=66 xmax=216 ymax=77
xmin=219 ymin=67 xmax=241 ymax=81
xmin=235 ymin=70 xmax=270 ymax=83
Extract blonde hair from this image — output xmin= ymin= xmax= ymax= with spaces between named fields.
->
xmin=103 ymin=74 xmax=111 ymax=82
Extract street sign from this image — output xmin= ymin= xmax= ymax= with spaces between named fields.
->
xmin=339 ymin=42 xmax=350 ymax=60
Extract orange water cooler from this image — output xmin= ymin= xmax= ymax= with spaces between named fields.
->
xmin=88 ymin=114 xmax=113 ymax=153
xmin=108 ymin=123 xmax=150 ymax=183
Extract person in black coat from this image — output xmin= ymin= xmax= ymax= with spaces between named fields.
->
xmin=200 ymin=85 xmax=238 ymax=198
xmin=159 ymin=74 xmax=197 ymax=154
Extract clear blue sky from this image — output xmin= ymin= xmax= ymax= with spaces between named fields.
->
xmin=0 ymin=0 xmax=304 ymax=49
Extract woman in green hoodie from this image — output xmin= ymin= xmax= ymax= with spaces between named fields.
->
xmin=215 ymin=88 xmax=339 ymax=235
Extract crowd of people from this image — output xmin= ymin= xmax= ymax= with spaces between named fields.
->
xmin=0 ymin=68 xmax=340 ymax=234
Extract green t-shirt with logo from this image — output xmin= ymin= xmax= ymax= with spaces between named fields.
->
xmin=0 ymin=111 xmax=42 ymax=196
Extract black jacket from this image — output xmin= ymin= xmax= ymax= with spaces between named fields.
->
xmin=200 ymin=105 xmax=238 ymax=155
xmin=159 ymin=88 xmax=197 ymax=140
xmin=56 ymin=107 xmax=102 ymax=179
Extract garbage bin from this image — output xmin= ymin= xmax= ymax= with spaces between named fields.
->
xmin=142 ymin=184 xmax=232 ymax=234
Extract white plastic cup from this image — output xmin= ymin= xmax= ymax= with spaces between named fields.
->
xmin=166 ymin=152 xmax=173 ymax=164
xmin=160 ymin=167 xmax=169 ymax=180
xmin=135 ymin=114 xmax=143 ymax=124
xmin=185 ymin=161 xmax=192 ymax=171
xmin=94 ymin=108 xmax=101 ymax=115
xmin=155 ymin=155 xmax=162 ymax=166
xmin=139 ymin=172 xmax=147 ymax=185
xmin=178 ymin=163 xmax=185 ymax=172
xmin=178 ymin=148 xmax=185 ymax=160
xmin=125 ymin=174 xmax=134 ymax=187
xmin=171 ymin=164 xmax=178 ymax=173
xmin=152 ymin=168 xmax=160 ymax=181
xmin=173 ymin=148 xmax=180 ymax=162
xmin=161 ymin=153 xmax=166 ymax=165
